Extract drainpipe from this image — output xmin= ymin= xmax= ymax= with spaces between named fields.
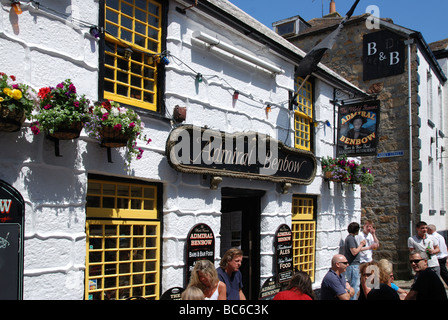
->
xmin=404 ymin=38 xmax=414 ymax=235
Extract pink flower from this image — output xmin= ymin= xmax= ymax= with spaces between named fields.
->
xmin=31 ymin=122 xmax=40 ymax=135
xmin=101 ymin=113 xmax=109 ymax=121
xmin=147 ymin=138 xmax=152 ymax=145
xmin=129 ymin=122 xmax=135 ymax=128
xmin=44 ymin=104 xmax=52 ymax=110
xmin=113 ymin=124 xmax=122 ymax=131
xmin=73 ymin=101 xmax=79 ymax=108
xmin=137 ymin=148 xmax=144 ymax=160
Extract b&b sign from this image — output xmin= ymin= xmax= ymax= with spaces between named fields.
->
xmin=363 ymin=29 xmax=405 ymax=81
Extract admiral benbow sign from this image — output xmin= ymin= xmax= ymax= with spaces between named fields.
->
xmin=166 ymin=125 xmax=317 ymax=185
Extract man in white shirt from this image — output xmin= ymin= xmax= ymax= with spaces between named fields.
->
xmin=428 ymin=224 xmax=448 ymax=286
xmin=356 ymin=220 xmax=379 ymax=263
xmin=408 ymin=221 xmax=440 ymax=276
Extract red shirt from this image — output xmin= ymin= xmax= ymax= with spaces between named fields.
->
xmin=273 ymin=289 xmax=312 ymax=300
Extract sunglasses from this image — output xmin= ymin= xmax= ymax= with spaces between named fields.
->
xmin=338 ymin=261 xmax=349 ymax=265
xmin=409 ymin=259 xmax=424 ymax=264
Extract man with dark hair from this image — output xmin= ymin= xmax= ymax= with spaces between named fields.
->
xmin=408 ymin=221 xmax=440 ymax=276
xmin=217 ymin=248 xmax=246 ymax=300
xmin=405 ymin=252 xmax=447 ymax=300
xmin=343 ymin=222 xmax=366 ymax=300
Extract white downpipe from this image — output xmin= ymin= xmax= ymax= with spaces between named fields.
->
xmin=405 ymin=38 xmax=414 ymax=234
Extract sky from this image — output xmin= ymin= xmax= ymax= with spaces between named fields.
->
xmin=227 ymin=0 xmax=448 ymax=44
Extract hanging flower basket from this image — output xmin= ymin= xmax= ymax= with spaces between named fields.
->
xmin=0 ymin=72 xmax=36 ymax=132
xmin=321 ymin=154 xmax=374 ymax=186
xmin=0 ymin=105 xmax=26 ymax=132
xmin=99 ymin=125 xmax=130 ymax=148
xmin=31 ymin=79 xmax=90 ymax=139
xmin=84 ymin=100 xmax=150 ymax=168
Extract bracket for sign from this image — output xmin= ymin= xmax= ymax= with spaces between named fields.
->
xmin=106 ymin=147 xmax=113 ymax=163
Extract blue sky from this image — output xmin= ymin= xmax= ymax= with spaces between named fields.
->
xmin=228 ymin=0 xmax=448 ymax=44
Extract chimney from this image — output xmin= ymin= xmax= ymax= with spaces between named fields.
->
xmin=329 ymin=0 xmax=336 ymax=14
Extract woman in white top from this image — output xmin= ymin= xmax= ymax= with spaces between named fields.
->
xmin=186 ymin=259 xmax=227 ymax=300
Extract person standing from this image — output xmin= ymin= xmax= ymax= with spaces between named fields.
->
xmin=217 ymin=248 xmax=246 ymax=300
xmin=343 ymin=222 xmax=366 ymax=300
xmin=356 ymin=219 xmax=379 ymax=263
xmin=320 ymin=254 xmax=354 ymax=300
xmin=427 ymin=224 xmax=448 ymax=286
xmin=405 ymin=252 xmax=447 ymax=300
xmin=408 ymin=221 xmax=440 ymax=276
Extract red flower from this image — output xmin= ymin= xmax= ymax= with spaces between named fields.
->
xmin=113 ymin=124 xmax=122 ymax=131
xmin=38 ymin=87 xmax=51 ymax=99
xmin=101 ymin=100 xmax=112 ymax=111
xmin=10 ymin=75 xmax=16 ymax=81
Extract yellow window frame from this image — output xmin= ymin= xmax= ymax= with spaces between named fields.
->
xmin=103 ymin=0 xmax=162 ymax=111
xmin=294 ymin=77 xmax=313 ymax=151
xmin=291 ymin=196 xmax=316 ymax=282
xmin=86 ymin=179 xmax=158 ymax=220
xmin=85 ymin=219 xmax=161 ymax=300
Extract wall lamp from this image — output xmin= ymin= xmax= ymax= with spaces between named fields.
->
xmin=192 ymin=31 xmax=284 ymax=75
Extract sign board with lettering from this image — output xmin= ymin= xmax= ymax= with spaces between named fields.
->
xmin=0 ymin=179 xmax=24 ymax=300
xmin=161 ymin=287 xmax=185 ymax=300
xmin=363 ymin=29 xmax=405 ymax=81
xmin=185 ymin=223 xmax=215 ymax=285
xmin=258 ymin=276 xmax=281 ymax=300
xmin=337 ymin=100 xmax=381 ymax=156
xmin=275 ymin=224 xmax=293 ymax=285
xmin=166 ymin=125 xmax=317 ymax=185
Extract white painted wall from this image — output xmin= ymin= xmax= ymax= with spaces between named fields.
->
xmin=0 ymin=0 xmax=361 ymax=299
xmin=416 ymin=48 xmax=447 ymax=231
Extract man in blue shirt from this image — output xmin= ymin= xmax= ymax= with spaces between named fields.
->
xmin=320 ymin=254 xmax=354 ymax=300
xmin=217 ymin=248 xmax=246 ymax=300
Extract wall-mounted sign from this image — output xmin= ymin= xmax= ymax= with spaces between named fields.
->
xmin=363 ymin=29 xmax=405 ymax=81
xmin=377 ymin=150 xmax=404 ymax=158
xmin=337 ymin=100 xmax=380 ymax=156
xmin=0 ymin=179 xmax=24 ymax=300
xmin=258 ymin=276 xmax=281 ymax=300
xmin=166 ymin=125 xmax=317 ymax=185
xmin=185 ymin=223 xmax=215 ymax=284
xmin=275 ymin=224 xmax=293 ymax=285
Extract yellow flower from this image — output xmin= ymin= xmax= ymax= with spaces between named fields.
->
xmin=12 ymin=89 xmax=23 ymax=100
xmin=0 ymin=97 xmax=4 ymax=102
xmin=3 ymin=88 xmax=13 ymax=97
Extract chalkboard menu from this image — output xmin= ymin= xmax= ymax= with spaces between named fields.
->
xmin=0 ymin=180 xmax=24 ymax=300
xmin=275 ymin=224 xmax=293 ymax=284
xmin=185 ymin=223 xmax=215 ymax=284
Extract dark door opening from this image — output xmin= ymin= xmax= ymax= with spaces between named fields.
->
xmin=220 ymin=188 xmax=264 ymax=300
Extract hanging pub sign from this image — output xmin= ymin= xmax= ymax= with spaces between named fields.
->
xmin=363 ymin=29 xmax=405 ymax=81
xmin=166 ymin=125 xmax=317 ymax=185
xmin=185 ymin=223 xmax=215 ymax=284
xmin=0 ymin=179 xmax=25 ymax=300
xmin=275 ymin=224 xmax=293 ymax=285
xmin=337 ymin=100 xmax=380 ymax=156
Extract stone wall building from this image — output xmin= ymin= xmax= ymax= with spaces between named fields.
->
xmin=273 ymin=3 xmax=447 ymax=277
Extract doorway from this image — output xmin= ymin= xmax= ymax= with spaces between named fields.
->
xmin=220 ymin=187 xmax=264 ymax=300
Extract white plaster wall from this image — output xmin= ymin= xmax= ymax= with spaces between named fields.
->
xmin=0 ymin=0 xmax=361 ymax=298
xmin=416 ymin=48 xmax=447 ymax=229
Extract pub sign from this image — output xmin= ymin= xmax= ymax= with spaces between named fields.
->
xmin=337 ymin=100 xmax=380 ymax=156
xmin=275 ymin=224 xmax=293 ymax=285
xmin=363 ymin=29 xmax=405 ymax=81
